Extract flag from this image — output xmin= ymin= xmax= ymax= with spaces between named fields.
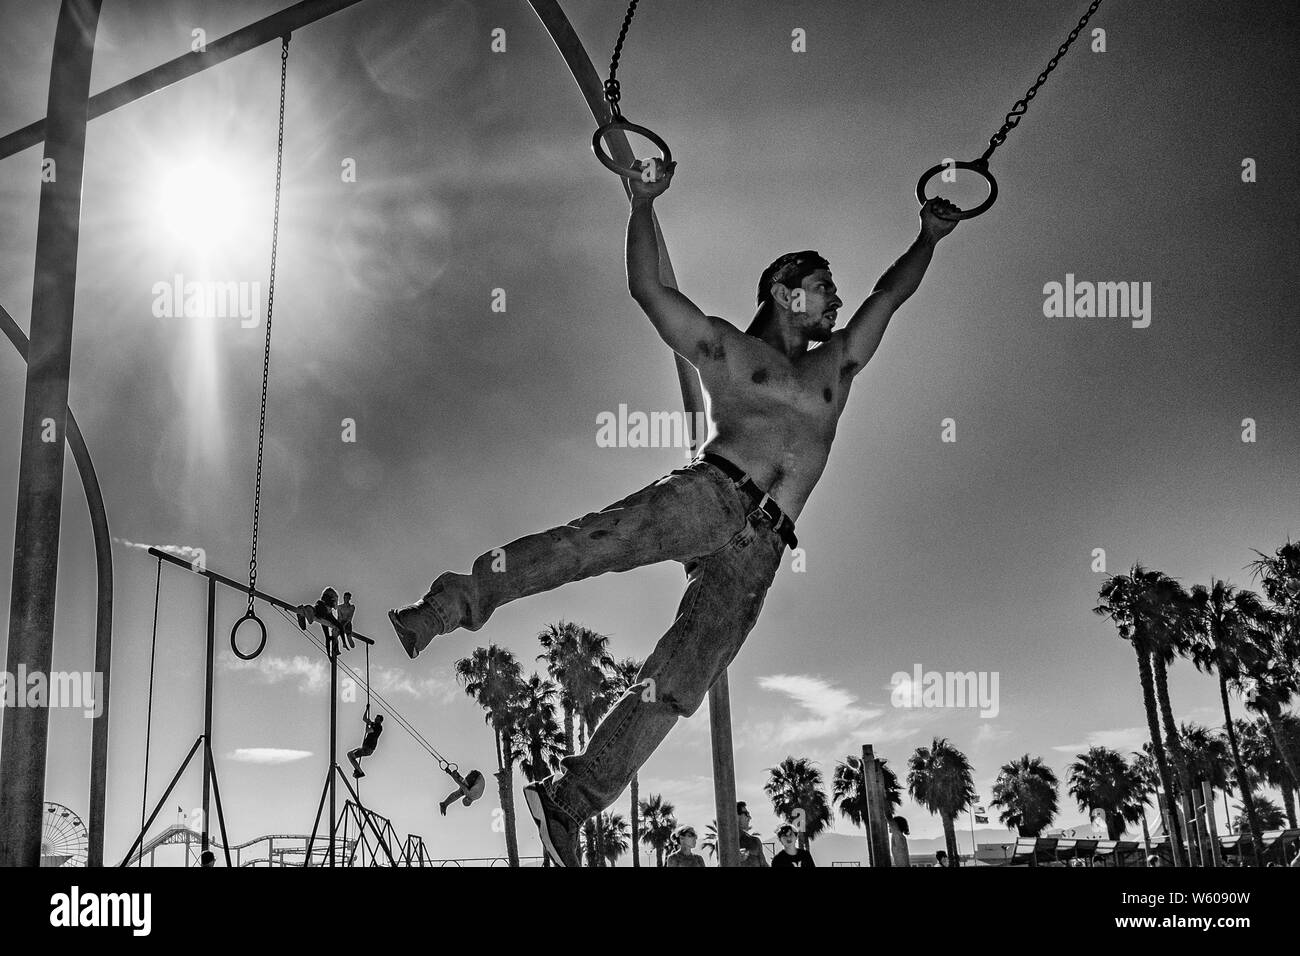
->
xmin=973 ymin=804 xmax=988 ymax=824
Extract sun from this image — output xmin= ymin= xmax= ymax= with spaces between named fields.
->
xmin=150 ymin=156 xmax=253 ymax=254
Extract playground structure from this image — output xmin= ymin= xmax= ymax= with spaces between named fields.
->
xmin=0 ymin=0 xmax=739 ymax=868
xmin=0 ymin=0 xmax=1110 ymax=868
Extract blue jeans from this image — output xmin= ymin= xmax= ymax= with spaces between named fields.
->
xmin=419 ymin=459 xmax=787 ymax=824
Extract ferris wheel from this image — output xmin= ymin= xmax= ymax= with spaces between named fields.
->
xmin=40 ymin=802 xmax=88 ymax=867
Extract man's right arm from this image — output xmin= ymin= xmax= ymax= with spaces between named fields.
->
xmin=626 ymin=196 xmax=724 ymax=361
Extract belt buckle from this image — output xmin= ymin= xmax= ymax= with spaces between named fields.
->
xmin=746 ymin=492 xmax=774 ymax=529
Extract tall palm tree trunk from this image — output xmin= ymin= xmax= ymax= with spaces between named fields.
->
xmin=630 ymin=773 xmax=641 ymax=867
xmin=494 ymin=730 xmax=521 ymax=867
xmin=941 ymin=811 xmax=960 ymax=867
xmin=1218 ymin=673 xmax=1264 ymax=867
xmin=1137 ymin=649 xmax=1186 ymax=866
xmin=1153 ymin=655 xmax=1202 ymax=864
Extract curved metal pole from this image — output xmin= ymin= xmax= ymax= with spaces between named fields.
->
xmin=1 ymin=0 xmax=103 ymax=868
xmin=526 ymin=0 xmax=740 ymax=869
xmin=0 ymin=302 xmax=114 ymax=867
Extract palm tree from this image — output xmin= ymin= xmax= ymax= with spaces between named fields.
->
xmin=608 ymin=656 xmax=646 ymax=866
xmin=638 ymin=793 xmax=676 ymax=866
xmin=764 ymin=757 xmax=833 ymax=853
xmin=1094 ymin=565 xmax=1190 ymax=866
xmin=990 ymin=755 xmax=1060 ymax=837
xmin=1245 ymin=540 xmax=1300 ymax=789
xmin=1066 ymin=746 xmax=1148 ymax=839
xmin=832 ymin=754 xmax=901 ymax=846
xmin=701 ymin=820 xmax=718 ymax=860
xmin=586 ymin=813 xmax=630 ymax=866
xmin=1149 ymin=574 xmax=1206 ymax=863
xmin=1233 ymin=796 xmax=1285 ymax=837
xmin=514 ymin=673 xmax=566 ymax=783
xmin=1238 ymin=717 xmax=1298 ymax=828
xmin=907 ymin=737 xmax=975 ymax=867
xmin=537 ymin=621 xmax=617 ymax=865
xmin=1187 ymin=580 xmax=1269 ymax=866
xmin=454 ymin=645 xmax=526 ymax=867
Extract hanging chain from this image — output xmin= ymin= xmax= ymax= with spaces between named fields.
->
xmin=981 ymin=0 xmax=1103 ymax=162
xmin=603 ymin=0 xmax=640 ymax=119
xmin=246 ymin=34 xmax=290 ymax=613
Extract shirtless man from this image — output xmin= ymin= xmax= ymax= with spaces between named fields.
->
xmin=389 ymin=160 xmax=960 ymax=866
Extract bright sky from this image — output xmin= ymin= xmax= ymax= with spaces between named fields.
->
xmin=0 ymin=0 xmax=1296 ymax=864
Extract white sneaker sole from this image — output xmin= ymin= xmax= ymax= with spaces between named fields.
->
xmin=523 ymin=785 xmax=568 ymax=868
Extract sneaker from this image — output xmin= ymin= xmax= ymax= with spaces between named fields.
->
xmin=388 ymin=600 xmax=446 ymax=660
xmin=523 ymin=782 xmax=579 ymax=868
xmin=353 ymin=768 xmax=365 ymax=779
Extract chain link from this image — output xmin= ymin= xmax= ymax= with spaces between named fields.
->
xmin=603 ymin=0 xmax=640 ymax=118
xmin=247 ymin=34 xmax=290 ymax=613
xmin=981 ymin=0 xmax=1103 ymax=162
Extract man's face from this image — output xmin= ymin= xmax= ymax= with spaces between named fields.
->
xmin=779 ymin=832 xmax=798 ymax=851
xmin=738 ymin=810 xmax=751 ymax=829
xmin=794 ymin=269 xmax=841 ymax=342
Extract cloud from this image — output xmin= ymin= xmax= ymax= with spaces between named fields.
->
xmin=367 ymin=665 xmax=457 ymax=703
xmin=748 ymin=674 xmax=885 ymax=747
xmin=1052 ymin=726 xmax=1149 ymax=756
xmin=972 ymin=724 xmax=1013 ymax=748
xmin=227 ymin=748 xmax=313 ymax=765
xmin=116 ymin=538 xmax=205 ymax=566
xmin=222 ymin=653 xmax=329 ymax=693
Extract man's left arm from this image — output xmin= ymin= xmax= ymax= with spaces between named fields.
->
xmin=839 ymin=197 xmax=960 ymax=368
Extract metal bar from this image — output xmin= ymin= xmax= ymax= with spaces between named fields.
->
xmin=337 ymin=775 xmax=397 ymax=866
xmin=0 ymin=0 xmax=371 ymax=160
xmin=205 ymin=741 xmax=234 ymax=867
xmin=0 ymin=299 xmax=114 ymax=867
xmin=0 ymin=0 xmax=103 ymax=869
xmin=148 ymin=547 xmax=375 ymax=645
xmin=201 ymin=577 xmax=215 ymax=854
xmin=118 ymin=735 xmax=203 ymax=866
xmin=709 ymin=673 xmax=740 ymax=867
xmin=329 ymin=640 xmax=337 ymax=866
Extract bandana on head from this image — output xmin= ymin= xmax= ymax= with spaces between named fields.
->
xmin=746 ymin=250 xmax=830 ymax=334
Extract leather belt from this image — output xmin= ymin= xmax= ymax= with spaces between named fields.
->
xmin=699 ymin=453 xmax=798 ymax=551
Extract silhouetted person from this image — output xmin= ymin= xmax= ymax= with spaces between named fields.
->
xmin=347 ymin=709 xmax=383 ymax=778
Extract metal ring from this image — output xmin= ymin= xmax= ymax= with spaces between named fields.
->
xmin=915 ymin=158 xmax=999 ymax=220
xmin=592 ymin=117 xmax=672 ymax=180
xmin=230 ymin=610 xmax=268 ymax=661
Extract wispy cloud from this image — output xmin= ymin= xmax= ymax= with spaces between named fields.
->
xmin=368 ymin=665 xmax=457 ymax=703
xmin=227 ymin=748 xmax=313 ymax=764
xmin=116 ymin=537 xmax=204 ymax=566
xmin=223 ymin=653 xmax=329 ymax=693
xmin=1053 ymin=726 xmax=1149 ymax=755
xmin=747 ymin=674 xmax=884 ymax=747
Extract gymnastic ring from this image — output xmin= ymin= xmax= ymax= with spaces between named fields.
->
xmin=230 ymin=610 xmax=268 ymax=661
xmin=915 ymin=158 xmax=999 ymax=221
xmin=592 ymin=117 xmax=673 ymax=181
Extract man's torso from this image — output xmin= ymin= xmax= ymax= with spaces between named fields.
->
xmin=691 ymin=321 xmax=858 ymax=521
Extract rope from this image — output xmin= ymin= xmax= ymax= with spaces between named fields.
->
xmin=139 ymin=555 xmax=162 ymax=867
xmin=270 ymin=606 xmax=455 ymax=770
xmin=245 ymin=34 xmax=291 ymax=614
xmin=603 ymin=0 xmax=640 ymax=118
xmin=982 ymin=0 xmax=1103 ymax=162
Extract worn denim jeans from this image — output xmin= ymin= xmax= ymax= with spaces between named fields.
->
xmin=419 ymin=459 xmax=787 ymax=825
